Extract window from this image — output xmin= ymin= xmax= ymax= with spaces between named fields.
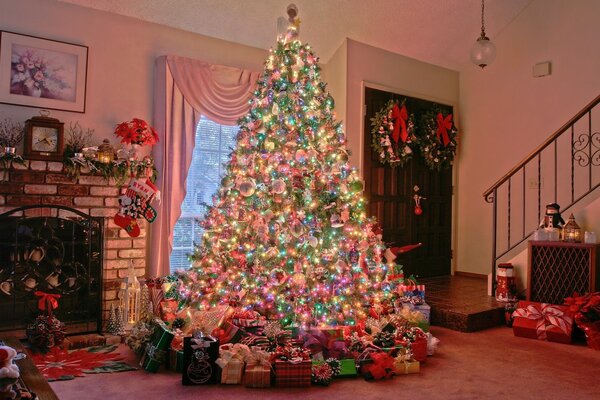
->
xmin=170 ymin=117 xmax=238 ymax=272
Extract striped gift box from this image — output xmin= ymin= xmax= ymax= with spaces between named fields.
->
xmin=274 ymin=360 xmax=311 ymax=387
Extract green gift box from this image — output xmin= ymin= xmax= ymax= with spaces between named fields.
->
xmin=140 ymin=319 xmax=175 ymax=373
xmin=168 ymin=348 xmax=184 ymax=372
xmin=337 ymin=359 xmax=357 ymax=378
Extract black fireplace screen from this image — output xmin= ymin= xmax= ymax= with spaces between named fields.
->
xmin=0 ymin=205 xmax=103 ymax=334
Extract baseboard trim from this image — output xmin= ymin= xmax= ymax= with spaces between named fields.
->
xmin=455 ymin=271 xmax=487 ymax=280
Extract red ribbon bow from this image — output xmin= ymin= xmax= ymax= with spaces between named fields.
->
xmin=512 ymin=303 xmax=572 ymax=340
xmin=34 ymin=291 xmax=61 ymax=314
xmin=436 ymin=113 xmax=453 ymax=147
xmin=391 ymin=104 xmax=409 ymax=143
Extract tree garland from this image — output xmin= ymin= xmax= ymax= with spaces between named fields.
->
xmin=418 ymin=107 xmax=458 ymax=171
xmin=370 ymin=99 xmax=416 ymax=167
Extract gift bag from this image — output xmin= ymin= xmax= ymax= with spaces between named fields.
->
xmin=182 ymin=334 xmax=219 ymax=385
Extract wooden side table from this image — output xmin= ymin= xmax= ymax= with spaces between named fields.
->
xmin=528 ymin=240 xmax=600 ymax=304
xmin=1 ymin=337 xmax=59 ymax=400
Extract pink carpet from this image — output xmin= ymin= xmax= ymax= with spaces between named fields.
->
xmin=49 ymin=326 xmax=600 ymax=399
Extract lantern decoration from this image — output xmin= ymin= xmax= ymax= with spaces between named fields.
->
xmin=97 ymin=139 xmax=115 ymax=163
xmin=563 ymin=214 xmax=582 ymax=243
xmin=119 ymin=260 xmax=141 ymax=327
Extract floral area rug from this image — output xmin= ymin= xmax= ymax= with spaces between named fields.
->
xmin=28 ymin=345 xmax=137 ymax=381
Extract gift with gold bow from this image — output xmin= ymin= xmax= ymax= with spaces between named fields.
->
xmin=243 ymin=347 xmax=272 ymax=388
xmin=512 ymin=301 xmax=574 ymax=344
xmin=215 ymin=343 xmax=250 ymax=384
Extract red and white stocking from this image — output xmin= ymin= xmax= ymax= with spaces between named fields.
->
xmin=114 ymin=178 xmax=159 ymax=237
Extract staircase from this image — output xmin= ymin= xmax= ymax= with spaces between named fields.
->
xmin=483 ymin=94 xmax=600 ymax=287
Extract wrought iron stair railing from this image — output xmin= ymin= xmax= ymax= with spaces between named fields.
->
xmin=483 ymin=94 xmax=600 ymax=286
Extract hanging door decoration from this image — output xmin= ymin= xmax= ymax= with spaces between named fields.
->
xmin=369 ymin=99 xmax=416 ymax=167
xmin=370 ymin=99 xmax=458 ymax=171
xmin=418 ymin=107 xmax=458 ymax=171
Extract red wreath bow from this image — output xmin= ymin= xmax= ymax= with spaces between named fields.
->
xmin=391 ymin=104 xmax=409 ymax=143
xmin=34 ymin=291 xmax=61 ymax=314
xmin=436 ymin=113 xmax=453 ymax=147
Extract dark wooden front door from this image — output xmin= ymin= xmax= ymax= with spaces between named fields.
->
xmin=363 ymin=87 xmax=453 ymax=277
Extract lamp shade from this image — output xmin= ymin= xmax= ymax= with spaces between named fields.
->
xmin=470 ymin=36 xmax=497 ymax=68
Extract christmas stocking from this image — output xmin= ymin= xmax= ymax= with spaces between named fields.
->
xmin=114 ymin=178 xmax=159 ymax=237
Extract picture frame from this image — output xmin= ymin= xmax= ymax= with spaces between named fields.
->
xmin=0 ymin=31 xmax=88 ymax=113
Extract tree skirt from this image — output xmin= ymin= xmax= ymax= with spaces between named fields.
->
xmin=28 ymin=345 xmax=137 ymax=381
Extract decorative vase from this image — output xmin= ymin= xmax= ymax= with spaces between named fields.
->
xmin=3 ymin=147 xmax=16 ymax=155
xmin=575 ymin=315 xmax=600 ymax=350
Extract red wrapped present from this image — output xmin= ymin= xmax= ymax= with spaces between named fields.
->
xmin=271 ymin=344 xmax=311 ymax=387
xmin=360 ymin=351 xmax=394 ymax=380
xmin=512 ymin=301 xmax=574 ymax=344
xmin=159 ymin=300 xmax=178 ymax=323
xmin=410 ymin=337 xmax=428 ymax=362
xmin=231 ymin=310 xmax=266 ymax=327
xmin=274 ymin=360 xmax=311 ymax=387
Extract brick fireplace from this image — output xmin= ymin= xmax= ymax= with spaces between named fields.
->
xmin=0 ymin=160 xmax=147 ymax=333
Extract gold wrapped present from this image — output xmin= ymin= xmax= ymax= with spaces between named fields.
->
xmin=215 ymin=343 xmax=250 ymax=384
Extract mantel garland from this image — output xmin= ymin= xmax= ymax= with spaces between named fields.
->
xmin=370 ymin=99 xmax=416 ymax=168
xmin=63 ymin=145 xmax=157 ymax=186
xmin=418 ymin=107 xmax=458 ymax=171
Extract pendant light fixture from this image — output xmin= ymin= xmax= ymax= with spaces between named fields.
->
xmin=470 ymin=0 xmax=496 ymax=68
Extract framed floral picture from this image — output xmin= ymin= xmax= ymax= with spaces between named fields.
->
xmin=0 ymin=31 xmax=88 ymax=113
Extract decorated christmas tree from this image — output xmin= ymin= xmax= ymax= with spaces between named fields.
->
xmin=183 ymin=6 xmax=395 ymax=327
xmin=106 ymin=304 xmax=126 ymax=336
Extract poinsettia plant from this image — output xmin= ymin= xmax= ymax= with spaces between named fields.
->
xmin=114 ymin=118 xmax=159 ymax=146
xmin=564 ymin=292 xmax=600 ymax=322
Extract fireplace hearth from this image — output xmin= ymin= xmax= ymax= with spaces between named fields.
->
xmin=0 ymin=205 xmax=104 ymax=334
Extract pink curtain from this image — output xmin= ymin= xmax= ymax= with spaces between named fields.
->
xmin=150 ymin=55 xmax=259 ymax=277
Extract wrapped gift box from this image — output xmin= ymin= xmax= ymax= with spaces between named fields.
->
xmin=402 ymin=303 xmax=431 ymax=323
xmin=393 ymin=359 xmax=420 ymax=375
xmin=140 ymin=319 xmax=174 ymax=373
xmin=336 ymin=359 xmax=358 ymax=378
xmin=302 ymin=327 xmax=347 ymax=359
xmin=512 ymin=301 xmax=574 ymax=344
xmin=168 ymin=348 xmax=184 ymax=372
xmin=244 ymin=348 xmax=272 ymax=388
xmin=182 ymin=334 xmax=220 ymax=385
xmin=215 ymin=344 xmax=249 ymax=384
xmin=274 ymin=360 xmax=311 ymax=387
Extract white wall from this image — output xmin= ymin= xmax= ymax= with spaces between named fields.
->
xmin=457 ymin=0 xmax=600 ymax=278
xmin=0 ymin=0 xmax=267 ymax=149
xmin=322 ymin=40 xmax=347 ymax=135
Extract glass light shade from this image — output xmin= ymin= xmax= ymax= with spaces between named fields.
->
xmin=97 ymin=139 xmax=115 ymax=163
xmin=563 ymin=214 xmax=582 ymax=243
xmin=470 ymin=36 xmax=496 ymax=68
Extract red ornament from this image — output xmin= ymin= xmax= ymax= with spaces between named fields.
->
xmin=414 ymin=205 xmax=423 ymax=215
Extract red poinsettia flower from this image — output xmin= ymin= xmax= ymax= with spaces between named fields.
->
xmin=114 ymin=118 xmax=159 ymax=146
xmin=29 ymin=346 xmax=125 ymax=381
xmin=565 ymin=292 xmax=600 ymax=321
